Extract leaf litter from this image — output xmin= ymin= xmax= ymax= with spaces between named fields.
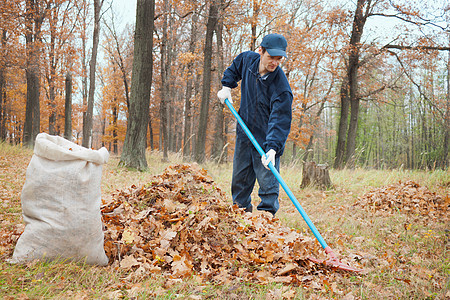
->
xmin=0 ymin=162 xmax=361 ymax=294
xmin=0 ymin=157 xmax=450 ymax=298
xmin=101 ymin=164 xmax=356 ymax=287
xmin=355 ymin=180 xmax=449 ymax=222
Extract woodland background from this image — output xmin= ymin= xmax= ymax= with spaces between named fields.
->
xmin=0 ymin=0 xmax=449 ymax=170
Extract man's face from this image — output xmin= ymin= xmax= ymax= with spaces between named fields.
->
xmin=258 ymin=47 xmax=285 ymax=75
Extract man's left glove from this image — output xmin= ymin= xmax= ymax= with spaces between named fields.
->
xmin=261 ymin=149 xmax=276 ymax=170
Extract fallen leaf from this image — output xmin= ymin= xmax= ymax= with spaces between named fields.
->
xmin=121 ymin=229 xmax=136 ymax=244
xmin=277 ymin=263 xmax=297 ymax=276
xmin=120 ymin=255 xmax=139 ymax=270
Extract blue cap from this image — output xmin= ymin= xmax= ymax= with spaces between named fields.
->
xmin=260 ymin=33 xmax=287 ymax=57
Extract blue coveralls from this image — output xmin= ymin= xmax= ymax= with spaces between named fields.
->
xmin=221 ymin=51 xmax=293 ymax=215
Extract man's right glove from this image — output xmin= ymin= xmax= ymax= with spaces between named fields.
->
xmin=217 ymin=86 xmax=232 ymax=104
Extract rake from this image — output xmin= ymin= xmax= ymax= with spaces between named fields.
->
xmin=225 ymin=98 xmax=362 ymax=273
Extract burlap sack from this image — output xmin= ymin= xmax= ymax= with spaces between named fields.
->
xmin=10 ymin=133 xmax=109 ymax=266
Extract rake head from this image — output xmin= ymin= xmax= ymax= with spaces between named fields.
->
xmin=309 ymin=246 xmax=363 ymax=273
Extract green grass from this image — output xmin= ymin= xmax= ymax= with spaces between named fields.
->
xmin=0 ymin=143 xmax=448 ymax=299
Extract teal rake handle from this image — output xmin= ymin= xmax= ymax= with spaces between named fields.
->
xmin=225 ymin=98 xmax=328 ymax=249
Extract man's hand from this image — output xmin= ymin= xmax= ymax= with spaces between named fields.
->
xmin=217 ymin=86 xmax=232 ymax=104
xmin=261 ymin=149 xmax=276 ymax=170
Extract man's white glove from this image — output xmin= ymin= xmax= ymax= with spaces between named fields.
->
xmin=217 ymin=86 xmax=232 ymax=104
xmin=261 ymin=149 xmax=276 ymax=170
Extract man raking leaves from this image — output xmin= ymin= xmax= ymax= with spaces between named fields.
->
xmin=218 ymin=33 xmax=362 ymax=272
xmin=217 ymin=33 xmax=292 ymax=217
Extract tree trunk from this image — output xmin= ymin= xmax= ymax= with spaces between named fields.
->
xmin=82 ymin=0 xmax=102 ymax=148
xmin=112 ymin=105 xmax=118 ymax=154
xmin=195 ymin=1 xmax=218 ymax=163
xmin=334 ymin=78 xmax=350 ymax=169
xmin=335 ymin=0 xmax=368 ymax=169
xmin=24 ymin=54 xmax=41 ymax=147
xmin=0 ymin=73 xmax=5 ymax=141
xmin=0 ymin=29 xmax=6 ymax=141
xmin=302 ymin=136 xmax=314 ymax=162
xmin=0 ymin=70 xmax=5 ymax=142
xmin=23 ymin=0 xmax=45 ymax=148
xmin=119 ymin=0 xmax=155 ymax=170
xmin=250 ymin=0 xmax=259 ymax=51
xmin=345 ymin=93 xmax=360 ymax=166
xmin=300 ymin=161 xmax=332 ymax=189
xmin=148 ymin=117 xmax=154 ymax=150
xmin=64 ymin=72 xmax=72 ymax=140
xmin=48 ymin=72 xmax=57 ymax=136
xmin=212 ymin=13 xmax=225 ymax=162
xmin=47 ymin=4 xmax=58 ymax=136
xmin=80 ymin=0 xmax=88 ymax=141
xmin=182 ymin=11 xmax=199 ymax=159
xmin=166 ymin=14 xmax=176 ymax=153
xmin=303 ymin=100 xmax=326 ymax=162
xmin=443 ymin=46 xmax=449 ymax=169
xmin=159 ymin=0 xmax=170 ymax=161
xmin=292 ymin=143 xmax=297 ymax=161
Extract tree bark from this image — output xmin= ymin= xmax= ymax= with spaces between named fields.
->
xmin=250 ymin=0 xmax=259 ymax=51
xmin=182 ymin=10 xmax=200 ymax=159
xmin=300 ymin=161 xmax=332 ymax=189
xmin=0 ymin=68 xmax=5 ymax=142
xmin=195 ymin=1 xmax=218 ymax=163
xmin=0 ymin=29 xmax=7 ymax=142
xmin=47 ymin=4 xmax=58 ymax=136
xmin=166 ymin=12 xmax=176 ymax=153
xmin=443 ymin=46 xmax=449 ymax=169
xmin=334 ymin=78 xmax=350 ymax=169
xmin=303 ymin=101 xmax=327 ymax=162
xmin=80 ymin=0 xmax=88 ymax=141
xmin=344 ymin=0 xmax=368 ymax=167
xmin=148 ymin=117 xmax=154 ymax=150
xmin=64 ymin=72 xmax=72 ymax=140
xmin=334 ymin=0 xmax=368 ymax=168
xmin=159 ymin=0 xmax=169 ymax=161
xmin=82 ymin=0 xmax=102 ymax=148
xmin=23 ymin=0 xmax=46 ymax=148
xmin=0 ymin=63 xmax=5 ymax=141
xmin=119 ymin=0 xmax=155 ymax=170
xmin=212 ymin=11 xmax=225 ymax=162
xmin=112 ymin=104 xmax=118 ymax=154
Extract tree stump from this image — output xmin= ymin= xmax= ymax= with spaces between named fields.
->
xmin=300 ymin=161 xmax=332 ymax=189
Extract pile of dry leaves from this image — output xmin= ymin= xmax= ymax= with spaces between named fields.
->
xmin=355 ymin=180 xmax=449 ymax=222
xmin=102 ymin=164 xmax=333 ymax=285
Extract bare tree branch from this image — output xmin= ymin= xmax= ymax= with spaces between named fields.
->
xmin=383 ymin=44 xmax=450 ymax=51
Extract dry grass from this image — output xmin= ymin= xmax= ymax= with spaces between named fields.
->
xmin=0 ymin=143 xmax=448 ymax=299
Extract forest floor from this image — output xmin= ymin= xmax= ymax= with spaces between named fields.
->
xmin=0 ymin=143 xmax=449 ymax=299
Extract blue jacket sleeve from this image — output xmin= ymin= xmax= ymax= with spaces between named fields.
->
xmin=264 ymin=91 xmax=293 ymax=154
xmin=221 ymin=52 xmax=246 ymax=89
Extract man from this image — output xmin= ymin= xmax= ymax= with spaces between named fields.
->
xmin=217 ymin=33 xmax=293 ymax=217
